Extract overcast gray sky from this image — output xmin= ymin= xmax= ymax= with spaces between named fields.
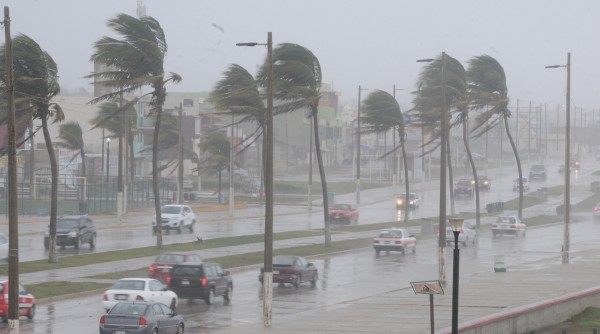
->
xmin=3 ymin=0 xmax=598 ymax=111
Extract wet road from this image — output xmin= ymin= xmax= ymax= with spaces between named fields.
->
xmin=9 ymin=214 xmax=600 ymax=333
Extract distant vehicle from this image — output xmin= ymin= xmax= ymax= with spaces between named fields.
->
xmin=0 ymin=233 xmax=8 ymax=262
xmin=102 ymin=278 xmax=178 ymax=312
xmin=152 ymin=205 xmax=196 ymax=233
xmin=168 ymin=262 xmax=233 ymax=305
xmin=594 ymin=202 xmax=600 ymax=220
xmin=99 ymin=301 xmax=184 ymax=334
xmin=491 ymin=216 xmax=527 ymax=238
xmin=372 ymin=228 xmax=416 ymax=256
xmin=44 ymin=215 xmax=97 ymax=250
xmin=395 ymin=193 xmax=420 ymax=210
xmin=219 ymin=168 xmax=249 ymax=180
xmin=149 ymin=252 xmax=203 ymax=284
xmin=259 ymin=255 xmax=318 ymax=288
xmin=454 ymin=179 xmax=474 ymax=197
xmin=570 ymin=159 xmax=580 ymax=170
xmin=472 ymin=176 xmax=491 ymax=190
xmin=0 ymin=280 xmax=35 ymax=322
xmin=328 ymin=203 xmax=359 ymax=224
xmin=438 ymin=221 xmax=478 ymax=246
xmin=529 ymin=164 xmax=547 ymax=180
xmin=512 ymin=176 xmax=530 ymax=192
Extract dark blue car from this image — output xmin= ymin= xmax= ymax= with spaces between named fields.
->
xmin=99 ymin=301 xmax=184 ymax=334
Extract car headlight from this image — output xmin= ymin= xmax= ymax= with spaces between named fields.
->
xmin=68 ymin=231 xmax=77 ymax=238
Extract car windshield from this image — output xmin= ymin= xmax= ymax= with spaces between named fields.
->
xmin=111 ymin=280 xmax=145 ymax=291
xmin=332 ymin=204 xmax=351 ymax=210
xmin=379 ymin=230 xmax=403 ymax=238
xmin=110 ymin=303 xmax=148 ymax=316
xmin=399 ymin=194 xmax=416 ymax=199
xmin=497 ymin=217 xmax=516 ymax=224
xmin=161 ymin=206 xmax=182 ymax=214
xmin=273 ymin=256 xmax=296 ymax=266
xmin=172 ymin=266 xmax=202 ymax=276
xmin=156 ymin=254 xmax=186 ymax=263
xmin=56 ymin=218 xmax=79 ymax=229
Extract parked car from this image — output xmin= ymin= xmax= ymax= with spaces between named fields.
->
xmin=149 ymin=252 xmax=203 ymax=283
xmin=372 ymin=228 xmax=416 ymax=255
xmin=594 ymin=202 xmax=600 ymax=220
xmin=472 ymin=176 xmax=491 ymax=190
xmin=529 ymin=164 xmax=547 ymax=180
xmin=395 ymin=193 xmax=420 ymax=210
xmin=438 ymin=221 xmax=478 ymax=246
xmin=44 ymin=215 xmax=97 ymax=250
xmin=328 ymin=203 xmax=359 ymax=224
xmin=454 ymin=179 xmax=474 ymax=197
xmin=0 ymin=233 xmax=8 ymax=262
xmin=102 ymin=278 xmax=179 ymax=312
xmin=99 ymin=301 xmax=184 ymax=334
xmin=152 ymin=204 xmax=196 ymax=233
xmin=491 ymin=216 xmax=527 ymax=238
xmin=0 ymin=280 xmax=35 ymax=322
xmin=259 ymin=255 xmax=318 ymax=288
xmin=167 ymin=262 xmax=233 ymax=305
xmin=512 ymin=176 xmax=530 ymax=192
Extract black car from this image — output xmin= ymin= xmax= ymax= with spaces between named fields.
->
xmin=167 ymin=262 xmax=232 ymax=305
xmin=44 ymin=215 xmax=96 ymax=249
xmin=472 ymin=176 xmax=491 ymax=190
xmin=454 ymin=179 xmax=474 ymax=197
xmin=99 ymin=301 xmax=184 ymax=334
xmin=529 ymin=164 xmax=547 ymax=180
xmin=259 ymin=255 xmax=318 ymax=288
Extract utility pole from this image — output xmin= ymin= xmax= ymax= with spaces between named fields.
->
xmin=178 ymin=102 xmax=184 ymax=205
xmin=308 ymin=116 xmax=313 ymax=211
xmin=4 ymin=7 xmax=20 ymax=333
xmin=117 ymin=91 xmax=124 ymax=224
xmin=228 ymin=110 xmax=234 ymax=216
xmin=356 ymin=86 xmax=368 ymax=207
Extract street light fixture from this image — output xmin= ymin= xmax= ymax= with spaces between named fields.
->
xmin=236 ymin=32 xmax=274 ymax=327
xmin=417 ymin=53 xmax=448 ymax=285
xmin=448 ymin=217 xmax=464 ymax=334
xmin=546 ymin=53 xmax=571 ymax=264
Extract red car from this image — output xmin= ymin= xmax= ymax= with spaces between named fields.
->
xmin=148 ymin=252 xmax=203 ymax=283
xmin=0 ymin=280 xmax=36 ymax=322
xmin=328 ymin=204 xmax=358 ymax=224
xmin=259 ymin=255 xmax=318 ymax=288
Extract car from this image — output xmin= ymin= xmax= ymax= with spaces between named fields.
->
xmin=372 ymin=228 xmax=417 ymax=256
xmin=472 ymin=176 xmax=491 ymax=190
xmin=594 ymin=202 xmax=600 ymax=220
xmin=454 ymin=179 xmax=474 ymax=197
xmin=102 ymin=278 xmax=179 ymax=312
xmin=149 ymin=252 xmax=203 ymax=284
xmin=438 ymin=221 xmax=478 ymax=246
xmin=491 ymin=216 xmax=527 ymax=238
xmin=99 ymin=301 xmax=184 ymax=334
xmin=219 ymin=167 xmax=249 ymax=180
xmin=259 ymin=255 xmax=318 ymax=288
xmin=512 ymin=176 xmax=530 ymax=192
xmin=152 ymin=204 xmax=196 ymax=233
xmin=395 ymin=193 xmax=420 ymax=210
xmin=328 ymin=203 xmax=358 ymax=224
xmin=0 ymin=280 xmax=35 ymax=322
xmin=570 ymin=159 xmax=580 ymax=170
xmin=0 ymin=233 xmax=7 ymax=262
xmin=43 ymin=215 xmax=97 ymax=250
xmin=529 ymin=164 xmax=547 ymax=180
xmin=167 ymin=262 xmax=233 ymax=305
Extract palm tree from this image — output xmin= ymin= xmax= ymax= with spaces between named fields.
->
xmin=257 ymin=43 xmax=331 ymax=246
xmin=0 ymin=34 xmax=64 ymax=262
xmin=88 ymin=13 xmax=181 ymax=248
xmin=360 ymin=90 xmax=410 ymax=223
xmin=55 ymin=121 xmax=86 ymax=179
xmin=467 ymin=55 xmax=524 ymax=219
xmin=198 ymin=132 xmax=231 ymax=199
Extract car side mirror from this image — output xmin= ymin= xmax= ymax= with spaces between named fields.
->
xmin=307 ymin=262 xmax=314 ymax=267
xmin=224 ymin=270 xmax=230 ymax=276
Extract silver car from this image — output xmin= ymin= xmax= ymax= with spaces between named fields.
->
xmin=440 ymin=221 xmax=478 ymax=246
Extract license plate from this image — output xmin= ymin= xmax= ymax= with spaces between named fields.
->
xmin=115 ymin=294 xmax=128 ymax=300
xmin=181 ymin=280 xmax=190 ymax=285
xmin=384 ymin=241 xmax=390 ymax=244
xmin=114 ymin=331 xmax=126 ymax=334
xmin=335 ymin=215 xmax=340 ymax=218
xmin=273 ymin=270 xmax=279 ymax=275
xmin=161 ymin=268 xmax=170 ymax=273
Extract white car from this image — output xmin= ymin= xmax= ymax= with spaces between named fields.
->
xmin=372 ymin=228 xmax=417 ymax=255
xmin=102 ymin=278 xmax=178 ymax=312
xmin=152 ymin=204 xmax=196 ymax=233
xmin=492 ymin=216 xmax=527 ymax=238
xmin=441 ymin=221 xmax=478 ymax=246
xmin=220 ymin=168 xmax=249 ymax=180
xmin=0 ymin=233 xmax=8 ymax=262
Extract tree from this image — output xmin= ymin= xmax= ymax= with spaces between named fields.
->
xmin=467 ymin=55 xmax=524 ymax=219
xmin=198 ymin=132 xmax=230 ymax=199
xmin=0 ymin=34 xmax=64 ymax=263
xmin=360 ymin=90 xmax=410 ymax=223
xmin=55 ymin=121 xmax=86 ymax=179
xmin=257 ymin=43 xmax=331 ymax=246
xmin=88 ymin=14 xmax=181 ymax=248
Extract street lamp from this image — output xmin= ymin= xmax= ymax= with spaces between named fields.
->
xmin=448 ymin=217 xmax=464 ymax=334
xmin=236 ymin=32 xmax=273 ymax=327
xmin=356 ymin=86 xmax=368 ymax=208
xmin=106 ymin=137 xmax=110 ymax=208
xmin=546 ymin=53 xmax=571 ymax=264
xmin=417 ymin=52 xmax=448 ymax=285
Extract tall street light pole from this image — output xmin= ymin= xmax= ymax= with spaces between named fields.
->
xmin=236 ymin=32 xmax=273 ymax=327
xmin=546 ymin=53 xmax=571 ymax=264
xmin=106 ymin=137 xmax=110 ymax=208
xmin=449 ymin=217 xmax=465 ymax=334
xmin=356 ymin=86 xmax=368 ymax=208
xmin=417 ymin=52 xmax=448 ymax=285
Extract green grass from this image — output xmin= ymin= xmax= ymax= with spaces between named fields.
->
xmin=539 ymin=307 xmax=600 ymax=333
xmin=27 ymin=281 xmax=111 ymax=300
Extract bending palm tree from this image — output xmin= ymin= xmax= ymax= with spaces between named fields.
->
xmin=88 ymin=14 xmax=181 ymax=248
xmin=56 ymin=121 xmax=86 ymax=179
xmin=360 ymin=90 xmax=410 ymax=223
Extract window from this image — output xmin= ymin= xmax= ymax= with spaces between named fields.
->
xmin=214 ymin=265 xmax=223 ymax=276
xmin=152 ymin=303 xmax=164 ymax=316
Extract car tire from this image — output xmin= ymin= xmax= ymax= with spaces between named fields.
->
xmin=177 ymin=223 xmax=183 ymax=234
xmin=412 ymin=245 xmax=416 ymax=254
xmin=175 ymin=323 xmax=184 ymax=334
xmin=400 ymin=248 xmax=405 ymax=255
xmin=310 ymin=272 xmax=318 ymax=287
xmin=375 ymin=249 xmax=380 ymax=256
xmin=293 ymin=275 xmax=300 ymax=288
xmin=90 ymin=234 xmax=96 ymax=249
xmin=74 ymin=237 xmax=80 ymax=249
xmin=151 ymin=329 xmax=158 ymax=334
xmin=224 ymin=284 xmax=232 ymax=302
xmin=205 ymin=288 xmax=215 ymax=305
xmin=27 ymin=305 xmax=35 ymax=320
xmin=189 ymin=220 xmax=195 ymax=232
